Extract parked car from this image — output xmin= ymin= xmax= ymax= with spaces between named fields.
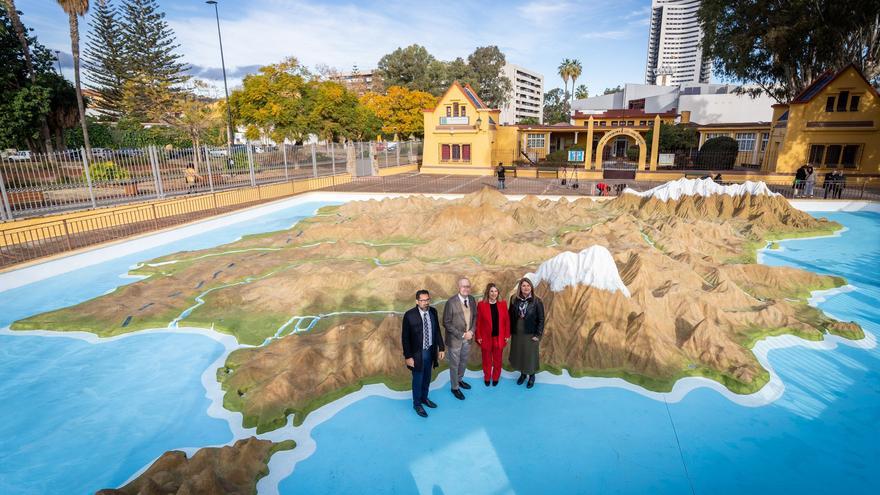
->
xmin=117 ymin=148 xmax=145 ymax=157
xmin=91 ymin=148 xmax=112 ymax=159
xmin=8 ymin=150 xmax=32 ymax=161
xmin=208 ymin=148 xmax=228 ymax=157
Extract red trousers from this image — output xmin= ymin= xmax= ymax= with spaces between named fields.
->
xmin=481 ymin=339 xmax=504 ymax=381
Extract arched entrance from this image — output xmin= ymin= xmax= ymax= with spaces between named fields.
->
xmin=594 ymin=128 xmax=647 ymax=171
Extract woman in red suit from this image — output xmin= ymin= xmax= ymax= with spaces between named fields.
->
xmin=476 ymin=282 xmax=511 ymax=386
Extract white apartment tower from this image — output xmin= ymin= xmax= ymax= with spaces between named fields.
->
xmin=645 ymin=0 xmax=711 ymax=85
xmin=500 ymin=63 xmax=544 ymax=125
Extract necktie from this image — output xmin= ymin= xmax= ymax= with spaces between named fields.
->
xmin=422 ymin=313 xmax=429 ymax=349
xmin=464 ymin=298 xmax=468 ymax=308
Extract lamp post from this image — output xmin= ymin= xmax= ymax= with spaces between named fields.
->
xmin=206 ymin=0 xmax=234 ymax=167
xmin=54 ymin=50 xmax=62 ymax=76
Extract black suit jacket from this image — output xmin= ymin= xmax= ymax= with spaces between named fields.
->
xmin=508 ymin=296 xmax=545 ymax=337
xmin=401 ymin=306 xmax=445 ymax=372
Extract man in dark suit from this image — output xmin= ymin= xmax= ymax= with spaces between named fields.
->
xmin=402 ymin=289 xmax=446 ymax=418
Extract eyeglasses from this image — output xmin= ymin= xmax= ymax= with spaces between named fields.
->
xmin=417 ymin=298 xmax=431 ymax=302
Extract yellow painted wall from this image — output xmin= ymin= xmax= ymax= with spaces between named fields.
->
xmin=422 ymin=82 xmax=497 ymax=172
xmin=0 ymin=174 xmax=353 ymax=249
xmin=775 ymin=67 xmax=880 ymax=174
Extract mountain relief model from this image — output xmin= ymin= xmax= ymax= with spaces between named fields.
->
xmin=14 ymin=180 xmax=862 ymax=439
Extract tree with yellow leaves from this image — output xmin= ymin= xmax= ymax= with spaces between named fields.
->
xmin=360 ymin=86 xmax=436 ymax=138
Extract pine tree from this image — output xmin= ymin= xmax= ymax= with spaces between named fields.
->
xmin=83 ymin=0 xmax=126 ymax=119
xmin=119 ymin=0 xmax=189 ymax=119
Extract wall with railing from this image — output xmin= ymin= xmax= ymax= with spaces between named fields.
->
xmin=0 ymin=140 xmax=423 ymax=221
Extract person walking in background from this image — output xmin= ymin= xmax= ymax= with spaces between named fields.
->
xmin=508 ymin=277 xmax=544 ymax=389
xmin=476 ymin=283 xmax=510 ymax=387
xmin=443 ymin=277 xmax=477 ymax=400
xmin=496 ymin=163 xmax=506 ymax=190
xmin=823 ymin=170 xmax=835 ymax=199
xmin=184 ymin=164 xmax=202 ymax=194
xmin=793 ymin=164 xmax=807 ymax=196
xmin=805 ymin=166 xmax=816 ymax=197
xmin=401 ymin=290 xmax=445 ymax=418
xmin=833 ymin=170 xmax=846 ymax=199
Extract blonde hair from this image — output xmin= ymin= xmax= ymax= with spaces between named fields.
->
xmin=483 ymin=282 xmax=499 ymax=301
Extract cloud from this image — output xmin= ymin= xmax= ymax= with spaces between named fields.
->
xmin=186 ymin=64 xmax=263 ymax=80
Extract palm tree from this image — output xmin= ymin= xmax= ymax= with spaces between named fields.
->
xmin=57 ymin=0 xmax=90 ymax=154
xmin=4 ymin=0 xmax=55 ymax=152
xmin=575 ymin=84 xmax=589 ymax=99
xmin=557 ymin=58 xmax=572 ymax=106
xmin=569 ymin=59 xmax=583 ymax=109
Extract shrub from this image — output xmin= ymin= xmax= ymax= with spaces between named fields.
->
xmin=697 ymin=136 xmax=738 ymax=169
xmin=546 ymin=145 xmax=585 ymax=163
xmin=625 ymin=146 xmax=640 ymax=161
xmin=86 ymin=160 xmax=130 ymax=182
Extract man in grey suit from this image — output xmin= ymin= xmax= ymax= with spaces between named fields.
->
xmin=443 ymin=277 xmax=477 ymax=400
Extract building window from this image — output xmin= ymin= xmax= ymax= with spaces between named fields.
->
xmin=446 ymin=106 xmax=452 ymax=117
xmin=735 ymin=132 xmax=756 ymax=151
xmin=599 ymin=121 xmax=607 ymax=127
xmin=808 ymin=144 xmax=825 ymax=165
xmin=826 ymin=96 xmax=835 ymax=112
xmin=627 ymin=121 xmax=634 ymax=126
xmin=526 ymin=133 xmax=545 ymax=148
xmin=452 ymin=144 xmax=461 ymax=160
xmin=705 ymin=132 xmax=727 ymax=140
xmin=460 ymin=106 xmax=466 ymax=117
xmin=647 ymin=121 xmax=654 ymax=127
xmin=611 ymin=121 xmax=618 ymax=127
xmin=453 ymin=102 xmax=460 ymax=116
xmin=639 ymin=120 xmax=647 ymax=126
xmin=760 ymin=132 xmax=769 ymax=152
xmin=824 ymin=144 xmax=842 ymax=166
xmin=462 ymin=144 xmax=471 ymax=161
xmin=836 ymin=91 xmax=849 ymax=112
xmin=850 ymin=95 xmax=860 ymax=111
xmin=841 ymin=145 xmax=860 ymax=167
xmin=441 ymin=144 xmax=451 ymax=161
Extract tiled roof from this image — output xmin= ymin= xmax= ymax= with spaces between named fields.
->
xmin=790 ymin=64 xmax=880 ymax=104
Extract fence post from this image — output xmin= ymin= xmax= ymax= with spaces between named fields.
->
xmin=330 ymin=142 xmax=336 ymax=175
xmin=282 ymin=143 xmax=290 ymax=181
xmin=396 ymin=143 xmax=400 ymax=167
xmin=247 ymin=144 xmax=256 ymax=187
xmin=80 ymin=147 xmax=97 ymax=208
xmin=311 ymin=143 xmax=318 ymax=178
xmin=384 ymin=146 xmax=389 ymax=169
xmin=0 ymin=163 xmax=12 ymax=220
xmin=203 ymin=146 xmax=215 ymax=193
xmin=148 ymin=145 xmax=164 ymax=199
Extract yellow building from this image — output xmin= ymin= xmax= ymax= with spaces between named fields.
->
xmin=425 ymin=66 xmax=879 ymax=179
xmin=695 ymin=65 xmax=879 ymax=176
xmin=421 ymin=81 xmax=679 ymax=175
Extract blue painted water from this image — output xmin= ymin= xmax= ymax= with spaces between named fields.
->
xmin=279 ymin=211 xmax=880 ymax=495
xmin=0 ymin=206 xmax=877 ymax=494
xmin=0 ymin=201 xmax=337 ymax=495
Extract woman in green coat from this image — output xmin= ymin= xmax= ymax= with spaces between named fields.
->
xmin=508 ymin=277 xmax=545 ymax=389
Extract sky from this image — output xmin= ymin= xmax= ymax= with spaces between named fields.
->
xmin=17 ymin=0 xmax=665 ymax=98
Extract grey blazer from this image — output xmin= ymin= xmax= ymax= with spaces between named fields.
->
xmin=443 ymin=294 xmax=477 ymax=343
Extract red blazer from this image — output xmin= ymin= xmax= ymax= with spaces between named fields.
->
xmin=475 ymin=300 xmax=511 ymax=346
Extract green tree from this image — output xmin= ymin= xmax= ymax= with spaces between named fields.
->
xmin=557 ymin=58 xmax=572 ymax=109
xmin=645 ymin=123 xmax=698 ymax=152
xmin=603 ymin=85 xmax=622 ymax=95
xmin=83 ymin=0 xmax=127 ymax=119
xmin=568 ymin=59 xmax=582 ymax=108
xmin=466 ymin=46 xmax=512 ymax=108
xmin=229 ymin=57 xmax=312 ymax=144
xmin=306 ymin=80 xmax=364 ymax=142
xmin=376 ymin=44 xmax=438 ymax=94
xmin=517 ymin=116 xmax=540 ymax=125
xmin=56 ymin=0 xmax=91 ymax=154
xmin=543 ymin=88 xmax=569 ymax=125
xmin=574 ymin=84 xmax=589 ymax=99
xmin=700 ymin=0 xmax=880 ymax=103
xmin=3 ymin=0 xmax=55 ymax=151
xmin=120 ymin=0 xmax=189 ymax=119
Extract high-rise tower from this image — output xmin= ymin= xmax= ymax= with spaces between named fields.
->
xmin=645 ymin=0 xmax=711 ymax=85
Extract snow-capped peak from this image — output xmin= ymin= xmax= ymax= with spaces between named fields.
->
xmin=623 ymin=178 xmax=779 ymax=201
xmin=525 ymin=246 xmax=630 ymax=297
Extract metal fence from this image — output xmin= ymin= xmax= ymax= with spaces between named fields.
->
xmin=0 ymin=140 xmax=423 ymax=220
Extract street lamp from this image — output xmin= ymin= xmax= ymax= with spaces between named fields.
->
xmin=475 ymin=116 xmax=482 ymax=130
xmin=54 ymin=50 xmax=62 ymax=76
xmin=206 ymin=0 xmax=234 ymax=166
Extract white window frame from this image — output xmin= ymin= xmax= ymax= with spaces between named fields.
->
xmin=735 ymin=132 xmax=756 ymax=152
xmin=526 ymin=133 xmax=545 ymax=149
